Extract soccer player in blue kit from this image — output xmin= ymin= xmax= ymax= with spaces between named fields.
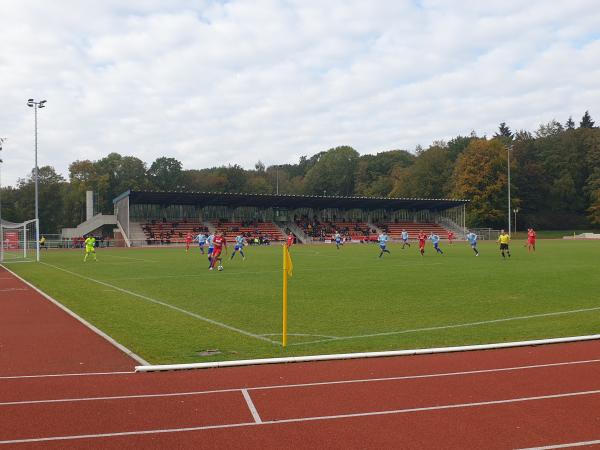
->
xmin=401 ymin=229 xmax=410 ymax=249
xmin=429 ymin=233 xmax=444 ymax=254
xmin=466 ymin=231 xmax=479 ymax=256
xmin=334 ymin=232 xmax=343 ymax=250
xmin=230 ymin=234 xmax=246 ymax=260
xmin=378 ymin=232 xmax=391 ymax=257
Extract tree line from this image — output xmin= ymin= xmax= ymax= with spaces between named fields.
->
xmin=2 ymin=111 xmax=598 ymax=233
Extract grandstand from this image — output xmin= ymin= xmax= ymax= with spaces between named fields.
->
xmin=111 ymin=190 xmax=468 ymax=247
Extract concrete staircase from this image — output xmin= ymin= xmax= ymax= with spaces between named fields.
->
xmin=285 ymin=222 xmax=310 ymax=244
xmin=62 ymin=214 xmax=117 ymax=238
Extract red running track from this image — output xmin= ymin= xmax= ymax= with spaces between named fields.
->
xmin=1 ymin=266 xmax=600 ymax=449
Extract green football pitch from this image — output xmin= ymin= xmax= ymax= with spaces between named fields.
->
xmin=6 ymin=239 xmax=600 ymax=365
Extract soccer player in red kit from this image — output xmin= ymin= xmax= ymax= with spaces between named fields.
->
xmin=447 ymin=231 xmax=454 ymax=244
xmin=527 ymin=228 xmax=536 ymax=252
xmin=209 ymin=232 xmax=227 ymax=270
xmin=418 ymin=230 xmax=427 ymax=256
xmin=185 ymin=232 xmax=193 ymax=253
xmin=286 ymin=232 xmax=295 ymax=248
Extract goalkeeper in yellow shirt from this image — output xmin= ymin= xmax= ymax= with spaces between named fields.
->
xmin=497 ymin=230 xmax=511 ymax=259
xmin=83 ymin=235 xmax=98 ymax=262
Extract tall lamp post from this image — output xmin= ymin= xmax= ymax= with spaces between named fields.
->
xmin=507 ymin=144 xmax=512 ymax=236
xmin=27 ymin=98 xmax=46 ymax=261
xmin=513 ymin=208 xmax=519 ymax=235
xmin=0 ymin=138 xmax=4 ymax=262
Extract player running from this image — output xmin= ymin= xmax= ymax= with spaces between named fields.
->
xmin=231 ymin=235 xmax=246 ymax=260
xmin=334 ymin=232 xmax=343 ymax=250
xmin=185 ymin=232 xmax=193 ymax=253
xmin=206 ymin=233 xmax=215 ymax=265
xmin=429 ymin=233 xmax=444 ymax=254
xmin=527 ymin=228 xmax=536 ymax=252
xmin=195 ymin=233 xmax=207 ymax=254
xmin=401 ymin=229 xmax=410 ymax=249
xmin=497 ymin=230 xmax=511 ymax=259
xmin=418 ymin=230 xmax=427 ymax=256
xmin=83 ymin=235 xmax=97 ymax=262
xmin=466 ymin=231 xmax=479 ymax=256
xmin=447 ymin=231 xmax=455 ymax=245
xmin=378 ymin=232 xmax=390 ymax=257
xmin=286 ymin=232 xmax=295 ymax=248
xmin=209 ymin=232 xmax=227 ymax=270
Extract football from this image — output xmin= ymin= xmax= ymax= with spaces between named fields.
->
xmin=218 ymin=265 xmax=223 ymax=271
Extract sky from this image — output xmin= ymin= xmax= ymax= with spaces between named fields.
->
xmin=1 ymin=0 xmax=599 ymax=186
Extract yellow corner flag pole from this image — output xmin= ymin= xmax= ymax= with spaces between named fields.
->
xmin=282 ymin=244 xmax=293 ymax=347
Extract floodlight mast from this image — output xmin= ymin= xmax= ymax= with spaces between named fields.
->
xmin=27 ymin=99 xmax=46 ymax=262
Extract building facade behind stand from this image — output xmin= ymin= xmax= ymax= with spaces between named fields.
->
xmin=112 ymin=190 xmax=469 ymax=247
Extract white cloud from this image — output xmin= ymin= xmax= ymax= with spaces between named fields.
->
xmin=0 ymin=0 xmax=599 ymax=186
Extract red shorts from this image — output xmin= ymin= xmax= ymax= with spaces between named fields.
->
xmin=419 ymin=241 xmax=425 ymax=249
xmin=212 ymin=248 xmax=222 ymax=258
xmin=528 ymin=239 xmax=536 ymax=244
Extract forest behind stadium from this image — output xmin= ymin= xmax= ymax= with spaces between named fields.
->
xmin=3 ymin=112 xmax=599 ymax=233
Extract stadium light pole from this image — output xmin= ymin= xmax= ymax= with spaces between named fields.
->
xmin=0 ymin=137 xmax=4 ymax=262
xmin=507 ymin=144 xmax=512 ymax=236
xmin=27 ymin=98 xmax=46 ymax=261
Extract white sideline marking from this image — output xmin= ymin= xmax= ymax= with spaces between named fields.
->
xmin=1 ymin=265 xmax=150 ymax=366
xmin=289 ymin=306 xmax=600 ymax=346
xmin=2 ymin=389 xmax=600 ymax=445
xmin=516 ymin=439 xmax=600 ymax=449
xmin=3 ymin=358 xmax=600 ymax=406
xmin=241 ymin=389 xmax=263 ymax=424
xmin=102 ymin=254 xmax=158 ymax=263
xmin=40 ymin=262 xmax=278 ymax=346
xmin=136 ymin=334 xmax=600 ymax=372
xmin=0 ymin=371 xmax=133 ymax=380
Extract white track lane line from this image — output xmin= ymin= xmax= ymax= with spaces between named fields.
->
xmin=40 ymin=262 xmax=278 ymax=346
xmin=290 ymin=305 xmax=600 ymax=346
xmin=0 ymin=371 xmax=133 ymax=380
xmin=2 ymin=389 xmax=600 ymax=445
xmin=241 ymin=389 xmax=263 ymax=423
xmin=3 ymin=358 xmax=600 ymax=406
xmin=516 ymin=439 xmax=600 ymax=449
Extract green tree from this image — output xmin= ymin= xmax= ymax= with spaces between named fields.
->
xmin=565 ymin=116 xmax=575 ymax=130
xmin=580 ymin=110 xmax=595 ymax=128
xmin=303 ymin=146 xmax=360 ymax=195
xmin=451 ymin=139 xmax=513 ymax=227
xmin=148 ymin=157 xmax=183 ymax=190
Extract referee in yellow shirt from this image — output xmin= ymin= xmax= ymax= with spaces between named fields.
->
xmin=497 ymin=230 xmax=511 ymax=259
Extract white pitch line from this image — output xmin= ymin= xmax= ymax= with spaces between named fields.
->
xmin=3 ymin=358 xmax=600 ymax=406
xmin=40 ymin=262 xmax=278 ymax=346
xmin=1 ymin=264 xmax=149 ymax=366
xmin=289 ymin=306 xmax=600 ymax=346
xmin=516 ymin=439 xmax=600 ymax=449
xmin=0 ymin=371 xmax=133 ymax=380
xmin=241 ymin=389 xmax=263 ymax=424
xmin=2 ymin=389 xmax=600 ymax=445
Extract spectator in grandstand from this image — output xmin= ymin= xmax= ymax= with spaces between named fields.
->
xmin=231 ymin=235 xmax=247 ymax=260
xmin=418 ymin=230 xmax=427 ymax=256
xmin=497 ymin=230 xmax=511 ymax=258
xmin=527 ymin=228 xmax=537 ymax=252
xmin=466 ymin=231 xmax=480 ymax=256
xmin=429 ymin=233 xmax=444 ymax=254
xmin=401 ymin=229 xmax=410 ymax=249
xmin=378 ymin=232 xmax=390 ymax=257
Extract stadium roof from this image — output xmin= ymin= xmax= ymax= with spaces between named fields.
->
xmin=114 ymin=190 xmax=468 ymax=211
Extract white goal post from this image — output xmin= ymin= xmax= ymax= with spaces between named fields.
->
xmin=0 ymin=219 xmax=40 ymax=263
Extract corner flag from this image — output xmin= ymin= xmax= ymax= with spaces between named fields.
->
xmin=282 ymin=244 xmax=293 ymax=347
